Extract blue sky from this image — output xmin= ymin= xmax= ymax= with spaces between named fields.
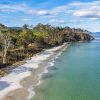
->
xmin=0 ymin=0 xmax=100 ymax=32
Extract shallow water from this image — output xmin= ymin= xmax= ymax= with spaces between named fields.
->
xmin=33 ymin=33 xmax=100 ymax=100
xmin=0 ymin=81 xmax=10 ymax=90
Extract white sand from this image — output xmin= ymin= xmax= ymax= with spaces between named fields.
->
xmin=0 ymin=43 xmax=67 ymax=100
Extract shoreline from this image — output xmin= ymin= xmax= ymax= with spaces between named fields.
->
xmin=0 ymin=43 xmax=69 ymax=100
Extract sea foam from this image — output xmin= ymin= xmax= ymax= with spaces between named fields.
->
xmin=0 ymin=43 xmax=67 ymax=100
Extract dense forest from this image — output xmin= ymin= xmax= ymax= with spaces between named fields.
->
xmin=0 ymin=23 xmax=94 ymax=76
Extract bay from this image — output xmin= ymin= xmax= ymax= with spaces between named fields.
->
xmin=33 ymin=33 xmax=100 ymax=100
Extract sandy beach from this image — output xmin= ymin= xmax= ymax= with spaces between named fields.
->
xmin=0 ymin=43 xmax=68 ymax=100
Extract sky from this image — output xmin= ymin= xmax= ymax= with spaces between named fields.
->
xmin=0 ymin=0 xmax=100 ymax=32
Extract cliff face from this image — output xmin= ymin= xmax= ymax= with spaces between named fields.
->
xmin=83 ymin=33 xmax=94 ymax=41
xmin=62 ymin=27 xmax=94 ymax=42
xmin=73 ymin=33 xmax=94 ymax=41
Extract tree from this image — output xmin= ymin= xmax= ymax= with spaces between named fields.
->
xmin=32 ymin=24 xmax=49 ymax=44
xmin=0 ymin=29 xmax=11 ymax=64
xmin=22 ymin=24 xmax=29 ymax=30
xmin=19 ymin=27 xmax=34 ymax=48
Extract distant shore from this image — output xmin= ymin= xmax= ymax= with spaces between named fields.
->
xmin=0 ymin=43 xmax=69 ymax=100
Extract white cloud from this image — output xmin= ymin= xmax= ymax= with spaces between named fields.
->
xmin=69 ymin=1 xmax=100 ymax=7
xmin=22 ymin=18 xmax=32 ymax=21
xmin=73 ymin=10 xmax=100 ymax=18
xmin=36 ymin=10 xmax=48 ymax=15
xmin=49 ymin=19 xmax=66 ymax=24
xmin=74 ymin=11 xmax=100 ymax=18
xmin=0 ymin=4 xmax=27 ymax=12
xmin=28 ymin=10 xmax=50 ymax=15
xmin=29 ymin=5 xmax=68 ymax=16
xmin=71 ymin=1 xmax=100 ymax=19
xmin=0 ymin=3 xmax=68 ymax=16
xmin=0 ymin=1 xmax=100 ymax=19
xmin=89 ymin=18 xmax=98 ymax=21
xmin=50 ymin=5 xmax=68 ymax=15
xmin=49 ymin=19 xmax=84 ymax=25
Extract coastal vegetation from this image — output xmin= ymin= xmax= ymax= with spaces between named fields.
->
xmin=0 ymin=23 xmax=94 ymax=76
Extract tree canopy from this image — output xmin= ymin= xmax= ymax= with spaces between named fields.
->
xmin=0 ymin=23 xmax=94 ymax=65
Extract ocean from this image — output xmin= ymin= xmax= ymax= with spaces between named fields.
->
xmin=33 ymin=33 xmax=100 ymax=100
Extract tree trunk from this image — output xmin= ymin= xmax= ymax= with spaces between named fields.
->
xmin=3 ymin=48 xmax=7 ymax=64
xmin=0 ymin=29 xmax=11 ymax=64
xmin=2 ymin=40 xmax=10 ymax=64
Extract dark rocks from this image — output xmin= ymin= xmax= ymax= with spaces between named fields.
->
xmin=83 ymin=33 xmax=94 ymax=41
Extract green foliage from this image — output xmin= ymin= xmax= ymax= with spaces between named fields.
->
xmin=32 ymin=30 xmax=48 ymax=40
xmin=0 ymin=23 xmax=94 ymax=65
xmin=19 ymin=28 xmax=34 ymax=48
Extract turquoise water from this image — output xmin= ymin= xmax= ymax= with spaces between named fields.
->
xmin=33 ymin=34 xmax=100 ymax=100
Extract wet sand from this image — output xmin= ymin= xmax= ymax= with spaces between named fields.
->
xmin=0 ymin=43 xmax=68 ymax=100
